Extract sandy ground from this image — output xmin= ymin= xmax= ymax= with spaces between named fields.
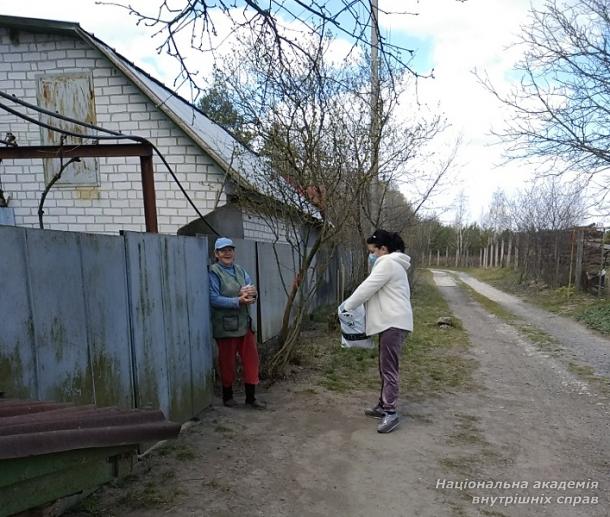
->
xmin=76 ymin=271 xmax=610 ymax=517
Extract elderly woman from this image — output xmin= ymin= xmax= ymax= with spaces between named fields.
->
xmin=208 ymin=237 xmax=265 ymax=409
xmin=342 ymin=229 xmax=413 ymax=433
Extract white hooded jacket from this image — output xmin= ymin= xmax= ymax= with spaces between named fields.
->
xmin=343 ymin=252 xmax=413 ymax=336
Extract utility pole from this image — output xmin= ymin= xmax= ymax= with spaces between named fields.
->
xmin=369 ymin=0 xmax=380 ymax=229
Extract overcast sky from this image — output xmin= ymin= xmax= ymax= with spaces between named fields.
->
xmin=4 ymin=0 xmax=595 ymax=225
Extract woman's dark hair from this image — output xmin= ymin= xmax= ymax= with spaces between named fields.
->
xmin=367 ymin=229 xmax=405 ymax=253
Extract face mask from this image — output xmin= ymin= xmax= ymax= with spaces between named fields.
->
xmin=368 ymin=253 xmax=377 ymax=269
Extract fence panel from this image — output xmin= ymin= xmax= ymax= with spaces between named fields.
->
xmin=257 ymin=242 xmax=296 ymax=343
xmin=124 ymin=232 xmax=170 ymax=416
xmin=183 ymin=236 xmax=213 ymax=414
xmin=159 ymin=235 xmax=196 ymax=422
xmin=24 ymin=228 xmax=94 ymax=404
xmin=0 ymin=227 xmax=37 ymax=398
xmin=79 ymin=232 xmax=134 ymax=408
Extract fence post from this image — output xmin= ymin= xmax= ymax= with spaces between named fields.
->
xmin=500 ymin=240 xmax=505 ymax=268
xmin=575 ymin=229 xmax=584 ymax=291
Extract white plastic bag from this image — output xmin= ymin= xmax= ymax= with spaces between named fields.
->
xmin=337 ymin=302 xmax=374 ymax=349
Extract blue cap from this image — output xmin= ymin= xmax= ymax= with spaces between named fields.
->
xmin=214 ymin=237 xmax=235 ymax=250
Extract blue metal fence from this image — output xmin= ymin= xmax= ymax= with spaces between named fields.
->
xmin=0 ymin=226 xmax=213 ymax=422
xmin=0 ymin=226 xmax=343 ymax=421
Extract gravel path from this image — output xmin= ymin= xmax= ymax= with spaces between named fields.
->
xmin=430 ymin=269 xmax=609 ymax=516
xmin=441 ymin=270 xmax=610 ymax=378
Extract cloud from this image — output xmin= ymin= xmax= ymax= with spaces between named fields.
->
xmin=376 ymin=0 xmax=547 ymax=222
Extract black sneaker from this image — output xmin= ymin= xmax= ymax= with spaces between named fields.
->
xmin=364 ymin=404 xmax=385 ymax=419
xmin=223 ymin=398 xmax=238 ymax=408
xmin=245 ymin=399 xmax=267 ymax=410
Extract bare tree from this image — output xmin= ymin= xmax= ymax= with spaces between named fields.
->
xmin=206 ymin=28 xmax=452 ymax=373
xmin=453 ymin=190 xmax=468 ymax=267
xmin=104 ymin=0 xmax=427 ymax=94
xmin=505 ymin=176 xmax=587 ymax=285
xmin=479 ymin=0 xmax=610 ymax=209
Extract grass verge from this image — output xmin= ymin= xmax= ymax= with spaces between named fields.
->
xmin=300 ymin=270 xmax=477 ymax=399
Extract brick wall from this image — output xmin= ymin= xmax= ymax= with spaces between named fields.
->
xmin=243 ymin=211 xmax=289 ymax=243
xmin=0 ymin=28 xmax=229 ymax=235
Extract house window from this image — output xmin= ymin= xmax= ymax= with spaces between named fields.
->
xmin=37 ymin=73 xmax=99 ymax=186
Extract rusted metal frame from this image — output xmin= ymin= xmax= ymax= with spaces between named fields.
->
xmin=0 ymin=143 xmax=153 ymax=159
xmin=140 ymin=154 xmax=158 ymax=233
xmin=0 ymin=143 xmax=159 ymax=233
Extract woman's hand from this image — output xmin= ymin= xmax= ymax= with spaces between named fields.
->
xmin=239 ymin=292 xmax=256 ymax=305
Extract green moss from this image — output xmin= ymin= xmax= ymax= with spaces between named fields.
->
xmin=0 ymin=343 xmax=30 ymax=398
xmin=90 ymin=351 xmax=118 ymax=406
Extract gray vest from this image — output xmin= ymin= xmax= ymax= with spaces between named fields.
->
xmin=210 ymin=263 xmax=253 ymax=338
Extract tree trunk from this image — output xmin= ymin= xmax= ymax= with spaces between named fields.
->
xmin=500 ymin=239 xmax=505 ymax=268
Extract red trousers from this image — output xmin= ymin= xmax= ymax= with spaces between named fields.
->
xmin=216 ymin=329 xmax=260 ymax=387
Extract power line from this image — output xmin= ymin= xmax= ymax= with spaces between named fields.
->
xmin=0 ymin=91 xmax=219 ymax=235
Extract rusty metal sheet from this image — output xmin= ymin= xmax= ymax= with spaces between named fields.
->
xmin=0 ymin=400 xmax=70 ymax=418
xmin=0 ymin=398 xmax=180 ymax=460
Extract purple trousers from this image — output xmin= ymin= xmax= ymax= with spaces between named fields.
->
xmin=378 ymin=327 xmax=407 ymax=412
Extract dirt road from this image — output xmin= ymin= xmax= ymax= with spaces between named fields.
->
xmin=454 ymin=270 xmax=610 ymax=377
xmin=78 ymin=271 xmax=610 ymax=517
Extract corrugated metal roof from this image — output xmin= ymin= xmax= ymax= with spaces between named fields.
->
xmin=0 ymin=398 xmax=181 ymax=460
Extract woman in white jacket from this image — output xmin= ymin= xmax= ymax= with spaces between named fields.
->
xmin=343 ymin=229 xmax=413 ymax=433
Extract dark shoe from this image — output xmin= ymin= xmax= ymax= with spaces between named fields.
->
xmin=223 ymin=398 xmax=238 ymax=408
xmin=364 ymin=404 xmax=385 ymax=419
xmin=377 ymin=412 xmax=400 ymax=433
xmin=245 ymin=399 xmax=267 ymax=410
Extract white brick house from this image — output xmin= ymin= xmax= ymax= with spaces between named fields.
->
xmin=0 ymin=15 xmax=303 ymax=241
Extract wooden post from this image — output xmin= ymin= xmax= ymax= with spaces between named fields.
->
xmin=500 ymin=239 xmax=505 ymax=268
xmin=575 ymin=229 xmax=584 ymax=290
